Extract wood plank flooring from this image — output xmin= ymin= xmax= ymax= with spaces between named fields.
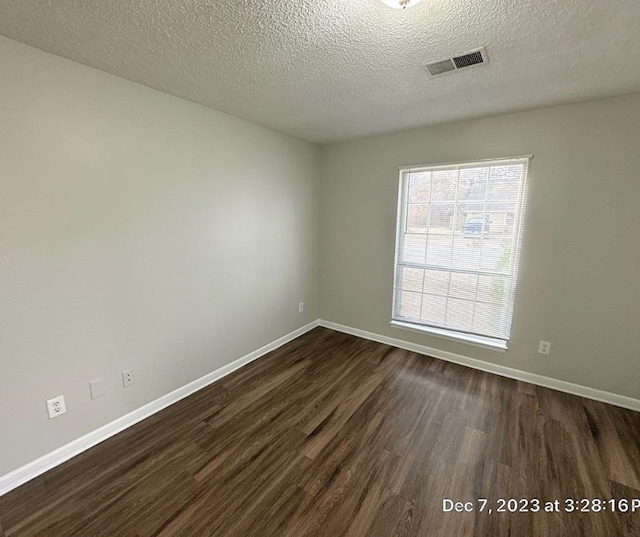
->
xmin=2 ymin=327 xmax=640 ymax=536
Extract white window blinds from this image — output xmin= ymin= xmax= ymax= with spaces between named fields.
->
xmin=392 ymin=157 xmax=530 ymax=346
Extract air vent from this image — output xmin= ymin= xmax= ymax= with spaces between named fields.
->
xmin=453 ymin=50 xmax=484 ymax=69
xmin=425 ymin=59 xmax=456 ymax=76
xmin=425 ymin=47 xmax=488 ymax=77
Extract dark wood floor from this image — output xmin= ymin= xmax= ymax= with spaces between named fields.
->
xmin=2 ymin=327 xmax=640 ymax=536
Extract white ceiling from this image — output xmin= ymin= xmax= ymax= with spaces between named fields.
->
xmin=1 ymin=1 xmax=639 ymax=144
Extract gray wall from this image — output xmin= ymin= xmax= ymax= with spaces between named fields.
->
xmin=319 ymin=94 xmax=640 ymax=399
xmin=3 ymin=32 xmax=640 ymax=480
xmin=0 ymin=37 xmax=319 ymax=476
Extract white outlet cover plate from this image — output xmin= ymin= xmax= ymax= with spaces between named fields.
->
xmin=122 ymin=369 xmax=134 ymax=387
xmin=90 ymin=379 xmax=106 ymax=399
xmin=46 ymin=396 xmax=67 ymax=419
xmin=538 ymin=341 xmax=551 ymax=355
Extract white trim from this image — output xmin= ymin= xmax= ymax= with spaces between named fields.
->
xmin=389 ymin=320 xmax=507 ymax=352
xmin=392 ymin=156 xmax=531 ymax=348
xmin=4 ymin=317 xmax=638 ymax=498
xmin=398 ymin=155 xmax=533 ymax=173
xmin=318 ymin=319 xmax=640 ymax=413
xmin=0 ymin=320 xmax=320 ymax=497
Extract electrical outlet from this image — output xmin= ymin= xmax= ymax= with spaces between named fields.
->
xmin=298 ymin=302 xmax=304 ymax=313
xmin=46 ymin=395 xmax=66 ymax=419
xmin=90 ymin=378 xmax=106 ymax=399
xmin=538 ymin=340 xmax=551 ymax=356
xmin=122 ymin=369 xmax=135 ymax=387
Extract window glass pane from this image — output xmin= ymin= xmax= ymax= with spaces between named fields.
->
xmin=449 ymin=272 xmax=478 ymax=300
xmin=426 ymin=232 xmax=453 ymax=266
xmin=401 ymin=234 xmax=426 ymax=263
xmin=476 ymin=274 xmax=507 ymax=304
xmin=451 ymin=234 xmax=479 ymax=271
xmin=406 ymin=204 xmax=429 ymax=231
xmin=422 ymin=269 xmax=449 ymax=296
xmin=399 ymin=267 xmax=424 ymax=292
xmin=445 ymin=298 xmax=474 ymax=331
xmin=421 ymin=295 xmax=447 ymax=325
xmin=478 ymin=238 xmax=513 ymax=272
xmin=459 ymin=168 xmax=488 ymax=212
xmin=398 ymin=291 xmax=421 ymax=319
xmin=473 ymin=302 xmax=504 ymax=335
xmin=430 ymin=170 xmax=458 ymax=201
xmin=408 ymin=172 xmax=431 ymax=201
xmin=426 ymin=202 xmax=455 ymax=233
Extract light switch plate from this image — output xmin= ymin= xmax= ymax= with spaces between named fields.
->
xmin=90 ymin=378 xmax=106 ymax=399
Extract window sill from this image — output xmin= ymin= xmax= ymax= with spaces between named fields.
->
xmin=389 ymin=320 xmax=508 ymax=352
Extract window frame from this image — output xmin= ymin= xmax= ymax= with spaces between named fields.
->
xmin=391 ymin=156 xmax=532 ymax=351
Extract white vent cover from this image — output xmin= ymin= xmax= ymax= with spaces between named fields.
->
xmin=425 ymin=47 xmax=488 ymax=77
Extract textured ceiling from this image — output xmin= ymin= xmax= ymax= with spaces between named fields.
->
xmin=1 ymin=1 xmax=640 ymax=144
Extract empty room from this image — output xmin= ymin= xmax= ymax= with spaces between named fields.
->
xmin=1 ymin=1 xmax=640 ymax=536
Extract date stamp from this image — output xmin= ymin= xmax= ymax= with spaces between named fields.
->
xmin=443 ymin=498 xmax=640 ymax=514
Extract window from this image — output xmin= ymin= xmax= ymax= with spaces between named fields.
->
xmin=391 ymin=157 xmax=530 ymax=350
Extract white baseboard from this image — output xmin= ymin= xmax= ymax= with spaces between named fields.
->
xmin=0 ymin=320 xmax=320 ymax=497
xmin=3 ymin=318 xmax=637 ymax=497
xmin=318 ymin=319 xmax=640 ymax=413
